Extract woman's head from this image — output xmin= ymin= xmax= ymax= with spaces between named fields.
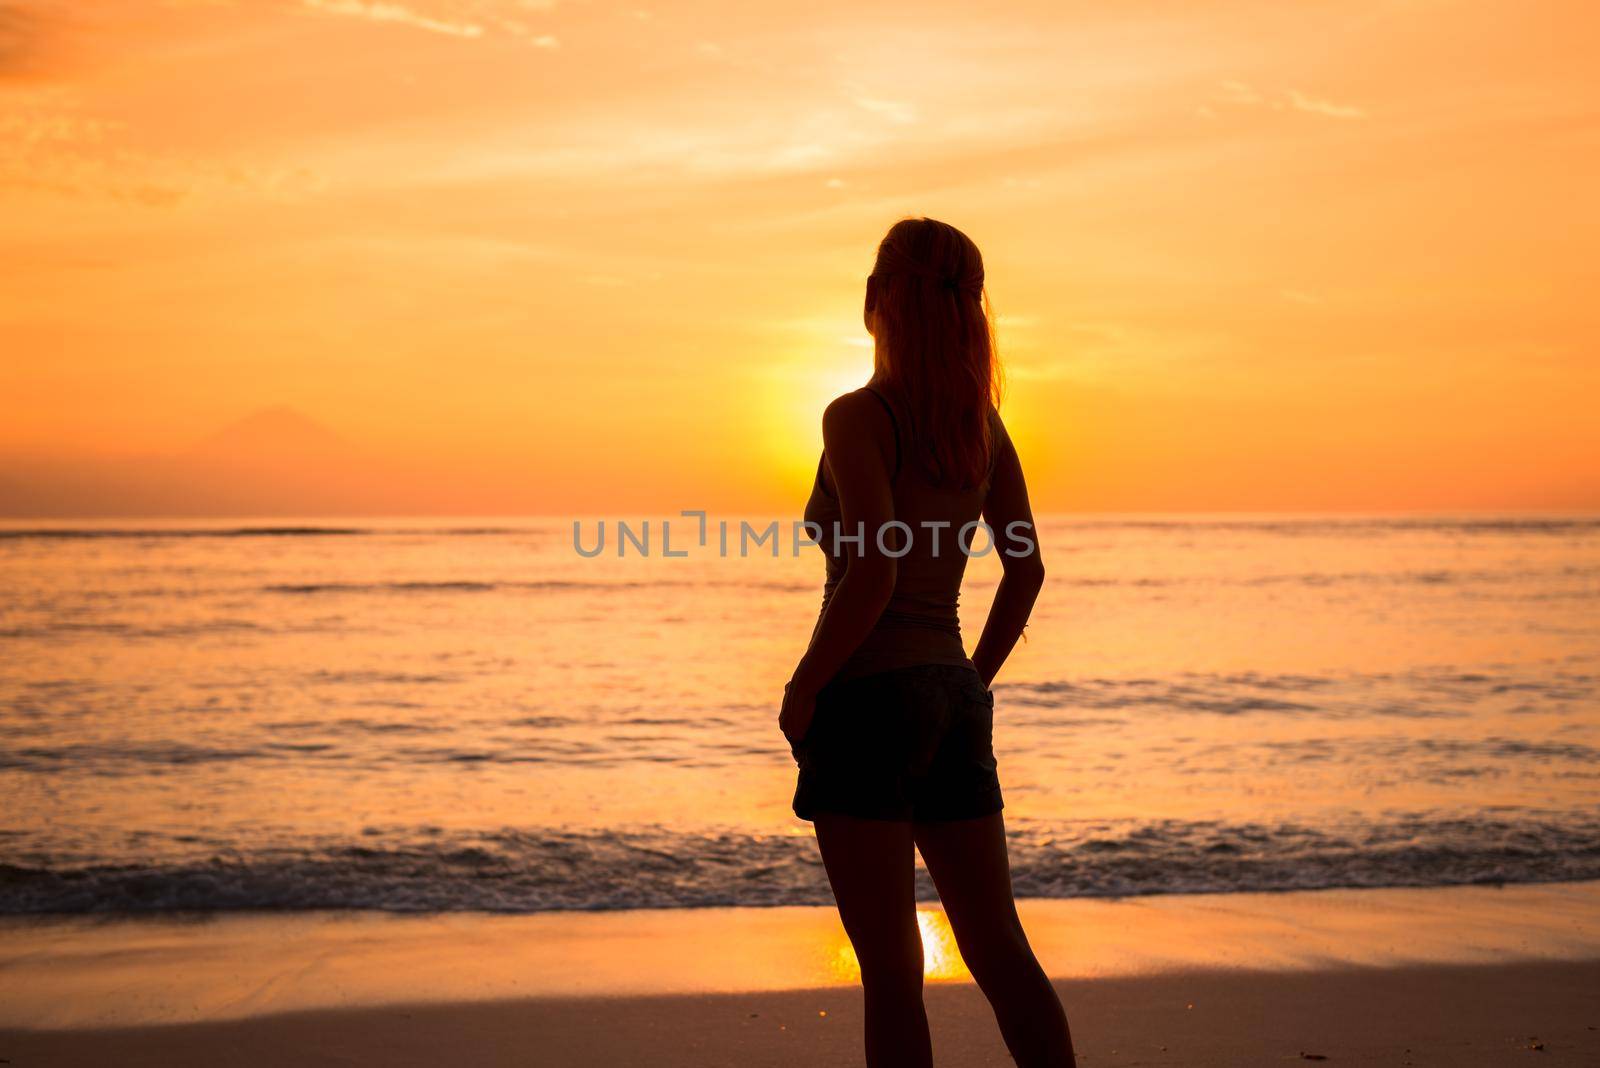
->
xmin=865 ymin=217 xmax=1002 ymax=489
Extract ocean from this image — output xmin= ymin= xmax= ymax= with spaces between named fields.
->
xmin=2 ymin=515 xmax=1597 ymax=913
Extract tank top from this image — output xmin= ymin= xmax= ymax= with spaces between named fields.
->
xmin=802 ymin=386 xmax=998 ymax=685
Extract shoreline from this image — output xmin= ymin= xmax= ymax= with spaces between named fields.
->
xmin=3 ymin=880 xmax=1598 ymax=1018
xmin=4 ymin=881 xmax=1598 ymax=1064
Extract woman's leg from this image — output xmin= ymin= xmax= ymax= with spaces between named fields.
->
xmin=914 ymin=812 xmax=1077 ymax=1068
xmin=814 ymin=813 xmax=931 ymax=1068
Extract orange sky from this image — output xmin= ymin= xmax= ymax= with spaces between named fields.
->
xmin=1 ymin=0 xmax=1596 ymax=516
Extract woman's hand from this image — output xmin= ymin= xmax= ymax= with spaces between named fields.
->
xmin=779 ymin=678 xmax=817 ymax=755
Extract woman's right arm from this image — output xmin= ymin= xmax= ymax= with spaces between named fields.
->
xmin=969 ymin=416 xmax=1045 ymax=690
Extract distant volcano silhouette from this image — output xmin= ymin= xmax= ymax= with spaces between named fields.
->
xmin=0 ymin=407 xmax=421 ymax=518
xmin=182 ymin=406 xmax=363 ymax=468
xmin=157 ymin=406 xmax=403 ymax=515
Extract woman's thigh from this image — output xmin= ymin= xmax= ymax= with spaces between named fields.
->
xmin=912 ymin=812 xmax=1029 ymax=954
xmin=814 ymin=814 xmax=923 ymax=971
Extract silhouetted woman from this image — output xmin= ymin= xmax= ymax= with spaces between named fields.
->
xmin=779 ymin=217 xmax=1076 ymax=1068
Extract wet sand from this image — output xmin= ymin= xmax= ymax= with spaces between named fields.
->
xmin=2 ymin=882 xmax=1598 ymax=1065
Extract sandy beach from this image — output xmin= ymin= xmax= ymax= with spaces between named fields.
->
xmin=4 ymin=881 xmax=1597 ymax=1065
xmin=4 ymin=961 xmax=1598 ymax=1067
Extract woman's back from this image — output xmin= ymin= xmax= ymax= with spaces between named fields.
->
xmin=803 ymin=384 xmax=1001 ymax=685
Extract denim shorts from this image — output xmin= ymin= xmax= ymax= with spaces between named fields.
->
xmin=791 ymin=662 xmax=1004 ymax=823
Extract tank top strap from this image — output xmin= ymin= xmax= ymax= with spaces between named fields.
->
xmin=861 ymin=386 xmax=902 ymax=482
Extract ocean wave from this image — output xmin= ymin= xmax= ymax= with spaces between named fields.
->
xmin=0 ymin=526 xmax=535 ymax=541
xmin=0 ymin=619 xmax=271 ymax=640
xmin=0 ymin=735 xmax=694 ymax=773
xmin=1002 ymin=667 xmax=1598 ymax=719
xmin=261 ymin=579 xmax=653 ymax=595
xmin=1039 ymin=517 xmax=1600 ymax=537
xmin=5 ymin=664 xmax=1593 ymax=774
xmin=240 ymin=567 xmax=1600 ymax=598
xmin=2 ymin=811 xmax=1596 ymax=914
xmin=1049 ymin=564 xmax=1600 ymax=590
xmin=260 ymin=578 xmax=813 ymax=595
xmin=0 ymin=742 xmax=264 ymax=771
xmin=0 ymin=527 xmax=377 ymax=540
xmin=8 ymin=568 xmax=1570 ymax=605
xmin=266 ymin=581 xmax=503 ymax=594
xmin=297 ymin=670 xmax=459 ymax=686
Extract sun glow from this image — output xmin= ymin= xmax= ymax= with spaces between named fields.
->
xmin=755 ymin=331 xmax=876 ymax=494
xmin=827 ymin=908 xmax=971 ymax=983
xmin=3 ymin=1 xmax=1595 ymax=515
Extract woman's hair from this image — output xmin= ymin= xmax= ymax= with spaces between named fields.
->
xmin=868 ymin=216 xmax=1003 ymax=490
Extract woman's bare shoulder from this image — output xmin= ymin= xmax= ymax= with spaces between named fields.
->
xmin=987 ymin=403 xmax=1013 ymax=444
xmin=821 ymin=388 xmax=892 ymax=437
xmin=820 ymin=389 xmax=898 ymax=473
xmin=823 ymin=387 xmax=883 ymax=420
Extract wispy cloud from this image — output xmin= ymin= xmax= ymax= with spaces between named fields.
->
xmin=300 ymin=0 xmax=484 ymax=37
xmin=297 ymin=0 xmax=558 ymax=42
xmin=1213 ymin=81 xmax=1366 ymax=121
xmin=0 ymin=92 xmax=119 ymax=145
xmin=1287 ymin=89 xmax=1366 ymax=120
xmin=1218 ymin=80 xmax=1264 ymax=106
xmin=0 ymin=87 xmax=323 ymax=206
xmin=854 ymin=97 xmax=917 ymax=124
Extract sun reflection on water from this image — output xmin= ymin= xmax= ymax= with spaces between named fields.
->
xmin=827 ymin=908 xmax=970 ymax=982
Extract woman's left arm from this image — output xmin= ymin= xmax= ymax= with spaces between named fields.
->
xmin=778 ymin=392 xmax=898 ymax=745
